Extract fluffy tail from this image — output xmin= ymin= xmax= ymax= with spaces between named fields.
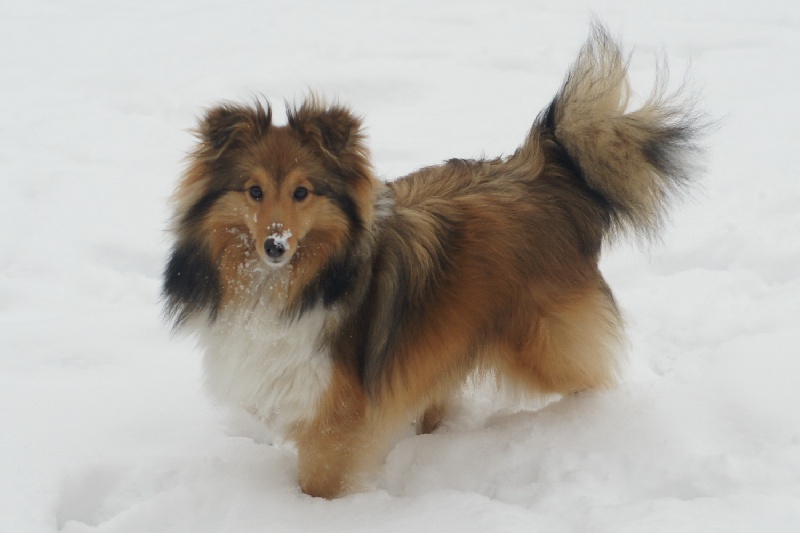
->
xmin=529 ymin=24 xmax=704 ymax=241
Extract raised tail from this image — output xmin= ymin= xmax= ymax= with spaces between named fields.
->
xmin=527 ymin=23 xmax=704 ymax=241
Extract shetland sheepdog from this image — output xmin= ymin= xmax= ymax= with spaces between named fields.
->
xmin=164 ymin=25 xmax=702 ymax=498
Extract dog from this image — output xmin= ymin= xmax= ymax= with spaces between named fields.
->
xmin=163 ymin=24 xmax=702 ymax=498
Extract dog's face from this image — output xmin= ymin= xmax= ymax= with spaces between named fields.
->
xmin=234 ymin=137 xmax=344 ymax=270
xmin=242 ymin=164 xmax=315 ymax=269
xmin=165 ymin=99 xmax=378 ymax=322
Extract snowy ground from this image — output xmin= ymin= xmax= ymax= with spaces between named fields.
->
xmin=2 ymin=1 xmax=799 ymax=531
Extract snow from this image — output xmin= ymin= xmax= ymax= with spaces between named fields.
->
xmin=2 ymin=1 xmax=799 ymax=531
xmin=267 ymin=227 xmax=293 ymax=252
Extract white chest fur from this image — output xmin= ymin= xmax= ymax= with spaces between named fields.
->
xmin=198 ymin=299 xmax=333 ymax=432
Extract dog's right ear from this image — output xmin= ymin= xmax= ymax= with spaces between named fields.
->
xmin=196 ymin=102 xmax=272 ymax=159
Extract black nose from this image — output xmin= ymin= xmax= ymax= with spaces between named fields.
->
xmin=264 ymin=238 xmax=286 ymax=258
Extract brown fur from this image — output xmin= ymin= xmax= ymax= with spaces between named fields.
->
xmin=163 ymin=25 xmax=703 ymax=498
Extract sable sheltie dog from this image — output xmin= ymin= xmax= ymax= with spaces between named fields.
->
xmin=164 ymin=26 xmax=702 ymax=498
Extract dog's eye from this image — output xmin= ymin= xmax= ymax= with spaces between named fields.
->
xmin=293 ymin=186 xmax=309 ymax=201
xmin=248 ymin=185 xmax=263 ymax=201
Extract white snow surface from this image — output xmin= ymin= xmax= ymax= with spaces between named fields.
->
xmin=2 ymin=1 xmax=800 ymax=531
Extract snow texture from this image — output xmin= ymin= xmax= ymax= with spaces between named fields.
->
xmin=2 ymin=1 xmax=799 ymax=531
xmin=267 ymin=227 xmax=293 ymax=252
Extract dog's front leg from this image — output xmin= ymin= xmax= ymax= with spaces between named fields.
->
xmin=293 ymin=369 xmax=384 ymax=499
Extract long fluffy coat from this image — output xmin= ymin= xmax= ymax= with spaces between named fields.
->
xmin=163 ymin=24 xmax=703 ymax=498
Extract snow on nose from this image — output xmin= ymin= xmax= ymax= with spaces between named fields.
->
xmin=264 ymin=224 xmax=292 ymax=264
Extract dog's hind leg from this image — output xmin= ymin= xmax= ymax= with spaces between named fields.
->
xmin=497 ymin=279 xmax=625 ymax=395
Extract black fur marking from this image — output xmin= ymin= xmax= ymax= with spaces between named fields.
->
xmin=289 ymin=243 xmax=366 ymax=319
xmin=535 ymin=102 xmax=615 ymax=244
xmin=359 ymin=212 xmax=462 ymax=394
xmin=358 ymin=244 xmax=411 ymax=390
xmin=183 ymin=186 xmax=231 ymax=227
xmin=309 ymin=176 xmax=364 ymax=230
xmin=329 ymin=191 xmax=362 ymax=230
xmin=320 ymin=254 xmax=361 ymax=308
xmin=163 ymin=239 xmax=221 ymax=326
xmin=537 ymin=99 xmax=585 ymax=182
xmin=641 ymin=123 xmax=695 ymax=187
xmin=543 ymin=97 xmax=559 ymax=131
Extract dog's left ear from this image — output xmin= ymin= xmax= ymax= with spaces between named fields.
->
xmin=289 ymin=99 xmax=365 ymax=159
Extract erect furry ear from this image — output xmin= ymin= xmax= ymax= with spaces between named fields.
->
xmin=197 ymin=101 xmax=272 ymax=158
xmin=288 ymin=98 xmax=364 ymax=157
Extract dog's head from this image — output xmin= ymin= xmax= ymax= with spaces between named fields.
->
xmin=197 ymin=99 xmax=374 ymax=267
xmin=165 ymin=98 xmax=378 ymax=323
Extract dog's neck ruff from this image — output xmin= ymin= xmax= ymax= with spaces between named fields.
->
xmin=191 ymin=188 xmax=394 ymax=433
xmin=197 ymin=271 xmax=334 ymax=433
